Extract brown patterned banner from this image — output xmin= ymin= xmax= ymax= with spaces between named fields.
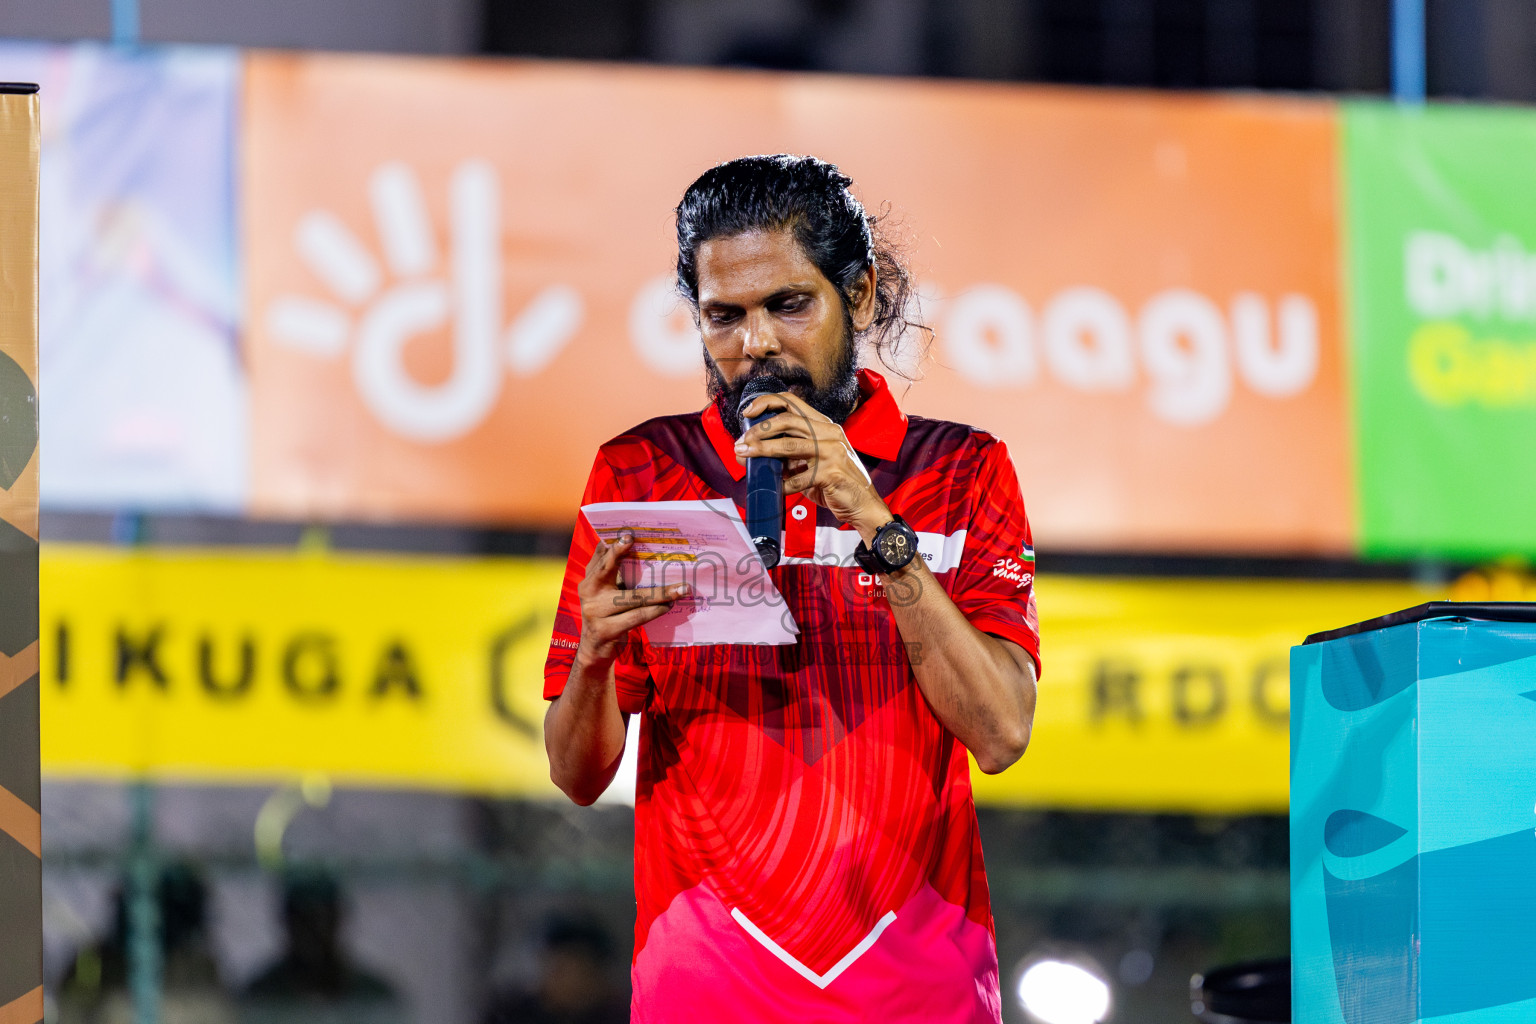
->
xmin=0 ymin=82 xmax=41 ymax=1024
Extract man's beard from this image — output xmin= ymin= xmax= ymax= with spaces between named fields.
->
xmin=705 ymin=318 xmax=861 ymax=438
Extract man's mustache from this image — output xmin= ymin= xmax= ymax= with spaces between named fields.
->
xmin=722 ymin=360 xmax=816 ymax=392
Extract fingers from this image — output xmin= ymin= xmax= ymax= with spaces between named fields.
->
xmin=583 ymin=579 xmax=689 ymax=621
xmin=736 ymin=408 xmax=845 ymax=459
xmin=581 ymin=581 xmax=689 ymax=651
xmin=583 ymin=530 xmax=633 ymax=575
xmin=738 ymin=405 xmax=819 ymax=441
xmin=601 ymin=582 xmax=691 ymax=609
xmin=737 ymin=393 xmax=786 ymax=422
xmin=737 ymin=410 xmax=802 ymax=446
xmin=782 ymin=464 xmax=814 ymax=494
xmin=579 ymin=530 xmax=693 ymax=651
xmin=607 ymin=600 xmax=683 ymax=633
xmin=737 ymin=434 xmax=821 ymax=462
xmin=739 ymin=390 xmax=827 ymax=426
xmin=580 ymin=531 xmax=642 ymax=601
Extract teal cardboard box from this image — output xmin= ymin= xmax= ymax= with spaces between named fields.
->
xmin=1291 ymin=604 xmax=1536 ymax=1024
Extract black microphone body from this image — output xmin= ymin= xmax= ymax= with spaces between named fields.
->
xmin=738 ymin=377 xmax=788 ymax=569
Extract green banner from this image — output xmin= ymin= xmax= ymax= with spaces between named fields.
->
xmin=1346 ymin=103 xmax=1536 ymax=559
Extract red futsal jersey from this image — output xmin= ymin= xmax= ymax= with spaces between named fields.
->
xmin=544 ymin=369 xmax=1039 ymax=1024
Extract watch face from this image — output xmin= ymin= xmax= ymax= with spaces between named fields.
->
xmin=877 ymin=525 xmax=914 ymax=567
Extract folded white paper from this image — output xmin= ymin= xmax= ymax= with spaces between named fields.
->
xmin=580 ymin=499 xmax=800 ymax=646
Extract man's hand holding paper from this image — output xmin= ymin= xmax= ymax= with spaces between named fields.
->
xmin=580 ymin=499 xmax=801 ymax=646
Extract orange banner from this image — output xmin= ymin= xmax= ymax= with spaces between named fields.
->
xmin=246 ymin=55 xmax=1349 ymax=552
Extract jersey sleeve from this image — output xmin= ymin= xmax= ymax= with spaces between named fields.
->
xmin=949 ymin=437 xmax=1040 ymax=676
xmin=543 ymin=449 xmax=654 ymax=714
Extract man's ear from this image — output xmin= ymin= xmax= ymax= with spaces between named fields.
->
xmin=848 ymin=263 xmax=878 ymax=333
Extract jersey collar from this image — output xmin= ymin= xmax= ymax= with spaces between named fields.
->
xmin=701 ymin=368 xmax=909 ymax=482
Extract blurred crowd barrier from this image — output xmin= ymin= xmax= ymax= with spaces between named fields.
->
xmin=0 ymin=39 xmax=1532 ymax=560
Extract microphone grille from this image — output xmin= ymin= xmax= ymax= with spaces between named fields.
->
xmin=739 ymin=376 xmax=789 ymax=409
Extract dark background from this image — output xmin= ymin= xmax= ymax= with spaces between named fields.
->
xmin=2 ymin=0 xmax=1533 ymax=101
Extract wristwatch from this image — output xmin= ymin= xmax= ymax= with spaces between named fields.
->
xmin=854 ymin=514 xmax=919 ymax=574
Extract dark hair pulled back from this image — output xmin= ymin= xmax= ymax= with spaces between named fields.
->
xmin=674 ymin=154 xmax=927 ymax=378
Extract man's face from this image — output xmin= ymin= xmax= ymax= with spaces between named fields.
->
xmin=696 ymin=228 xmax=866 ymax=436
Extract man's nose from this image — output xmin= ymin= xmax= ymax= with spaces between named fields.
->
xmin=740 ymin=311 xmax=781 ymax=361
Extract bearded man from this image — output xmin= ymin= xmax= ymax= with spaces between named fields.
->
xmin=543 ymin=154 xmax=1039 ymax=1023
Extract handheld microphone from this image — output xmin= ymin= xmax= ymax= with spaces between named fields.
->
xmin=738 ymin=377 xmax=787 ymax=570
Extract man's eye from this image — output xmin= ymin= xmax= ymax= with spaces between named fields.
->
xmin=708 ymin=311 xmax=739 ymax=325
xmin=776 ymin=297 xmax=808 ymax=313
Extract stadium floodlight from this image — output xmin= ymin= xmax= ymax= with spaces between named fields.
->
xmin=1016 ymin=956 xmax=1113 ymax=1024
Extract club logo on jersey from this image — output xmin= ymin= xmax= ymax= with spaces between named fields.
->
xmin=991 ymin=555 xmax=1033 ymax=589
xmin=855 ymin=572 xmax=887 ymax=598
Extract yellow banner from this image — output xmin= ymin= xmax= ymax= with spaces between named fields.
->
xmin=41 ymin=546 xmax=1442 ymax=810
xmin=972 ymin=575 xmax=1440 ymax=812
xmin=42 ymin=546 xmax=564 ymax=795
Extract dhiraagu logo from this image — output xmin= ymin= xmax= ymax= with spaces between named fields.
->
xmin=1403 ymin=231 xmax=1536 ymax=408
xmin=264 ymin=160 xmax=584 ymax=442
xmin=931 ymin=284 xmax=1320 ymax=426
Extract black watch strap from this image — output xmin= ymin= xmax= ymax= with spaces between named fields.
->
xmin=853 ymin=535 xmax=883 ymax=574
